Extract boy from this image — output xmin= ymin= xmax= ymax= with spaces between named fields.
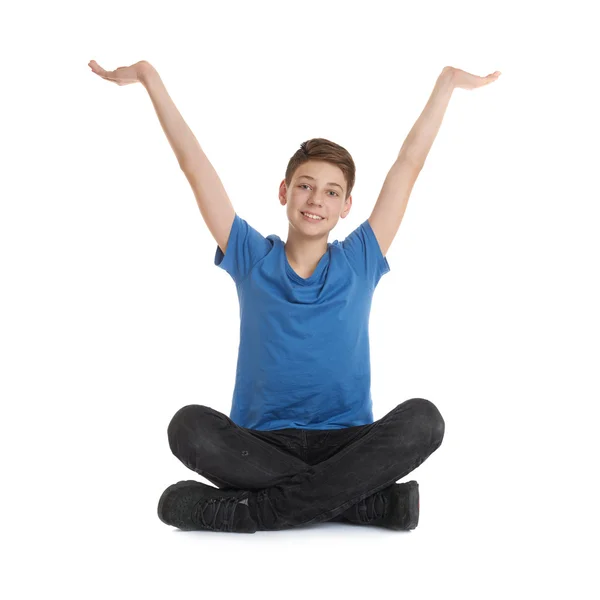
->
xmin=89 ymin=59 xmax=500 ymax=533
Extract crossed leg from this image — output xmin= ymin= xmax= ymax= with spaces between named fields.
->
xmin=168 ymin=404 xmax=316 ymax=490
xmin=167 ymin=398 xmax=445 ymax=529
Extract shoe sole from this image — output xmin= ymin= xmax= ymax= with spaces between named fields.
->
xmin=405 ymin=481 xmax=419 ymax=530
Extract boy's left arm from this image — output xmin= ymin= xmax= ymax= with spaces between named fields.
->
xmin=369 ymin=66 xmax=501 ymax=257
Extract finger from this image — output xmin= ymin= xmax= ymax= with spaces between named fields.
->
xmin=97 ymin=67 xmax=116 ymax=80
xmin=89 ymin=61 xmax=108 ymax=76
xmin=479 ymin=73 xmax=497 ymax=86
xmin=88 ymin=60 xmax=105 ymax=73
xmin=89 ymin=60 xmax=116 ymax=78
xmin=93 ymin=69 xmax=117 ymax=83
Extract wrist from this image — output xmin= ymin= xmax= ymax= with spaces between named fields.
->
xmin=440 ymin=66 xmax=455 ymax=86
xmin=137 ymin=61 xmax=158 ymax=86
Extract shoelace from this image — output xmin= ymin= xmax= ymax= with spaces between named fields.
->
xmin=253 ymin=489 xmax=284 ymax=530
xmin=355 ymin=491 xmax=388 ymax=523
xmin=191 ymin=496 xmax=240 ymax=531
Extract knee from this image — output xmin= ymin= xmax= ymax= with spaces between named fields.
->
xmin=167 ymin=404 xmax=213 ymax=454
xmin=403 ymin=398 xmax=445 ymax=448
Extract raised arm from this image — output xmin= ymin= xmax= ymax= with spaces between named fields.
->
xmin=369 ymin=66 xmax=501 ymax=258
xmin=89 ymin=59 xmax=235 ymax=255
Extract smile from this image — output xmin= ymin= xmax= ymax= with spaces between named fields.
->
xmin=301 ymin=211 xmax=324 ymax=221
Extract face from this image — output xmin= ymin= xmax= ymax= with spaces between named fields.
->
xmin=279 ymin=160 xmax=352 ymax=234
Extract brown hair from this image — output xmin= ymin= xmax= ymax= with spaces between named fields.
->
xmin=285 ymin=138 xmax=356 ymax=202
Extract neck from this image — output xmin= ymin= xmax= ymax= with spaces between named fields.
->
xmin=284 ymin=227 xmax=329 ymax=270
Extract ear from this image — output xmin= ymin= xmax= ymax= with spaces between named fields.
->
xmin=278 ymin=179 xmax=288 ymax=205
xmin=340 ymin=194 xmax=352 ymax=218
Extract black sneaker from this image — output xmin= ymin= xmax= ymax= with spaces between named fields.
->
xmin=157 ymin=480 xmax=257 ymax=533
xmin=334 ymin=481 xmax=419 ymax=531
xmin=381 ymin=480 xmax=419 ymax=530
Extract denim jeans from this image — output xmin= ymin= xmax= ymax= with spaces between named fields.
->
xmin=167 ymin=397 xmax=445 ymax=530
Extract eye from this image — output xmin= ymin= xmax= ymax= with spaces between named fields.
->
xmin=299 ymin=184 xmax=338 ymax=197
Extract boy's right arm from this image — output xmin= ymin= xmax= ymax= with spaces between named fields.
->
xmin=140 ymin=63 xmax=235 ymax=255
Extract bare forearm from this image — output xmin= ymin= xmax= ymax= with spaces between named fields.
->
xmin=139 ymin=63 xmax=203 ymax=169
xmin=397 ymin=67 xmax=456 ymax=167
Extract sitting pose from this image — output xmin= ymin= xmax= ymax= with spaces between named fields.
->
xmin=89 ymin=59 xmax=500 ymax=533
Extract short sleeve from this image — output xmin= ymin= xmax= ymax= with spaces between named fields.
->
xmin=214 ymin=213 xmax=271 ymax=284
xmin=340 ymin=218 xmax=390 ymax=289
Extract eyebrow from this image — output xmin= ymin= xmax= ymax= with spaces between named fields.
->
xmin=297 ymin=175 xmax=344 ymax=191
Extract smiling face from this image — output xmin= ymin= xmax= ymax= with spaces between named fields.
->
xmin=279 ymin=160 xmax=352 ymax=235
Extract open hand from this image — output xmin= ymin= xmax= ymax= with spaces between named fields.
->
xmin=88 ymin=59 xmax=151 ymax=86
xmin=448 ymin=67 xmax=502 ymax=90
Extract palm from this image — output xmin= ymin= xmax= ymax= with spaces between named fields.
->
xmin=88 ymin=60 xmax=143 ymax=86
xmin=451 ymin=67 xmax=501 ymax=90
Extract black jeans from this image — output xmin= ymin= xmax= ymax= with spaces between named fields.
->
xmin=167 ymin=398 xmax=445 ymax=530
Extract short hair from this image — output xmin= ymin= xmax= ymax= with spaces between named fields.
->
xmin=285 ymin=138 xmax=355 ymax=202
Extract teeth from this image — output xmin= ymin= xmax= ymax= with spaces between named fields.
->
xmin=303 ymin=212 xmax=322 ymax=220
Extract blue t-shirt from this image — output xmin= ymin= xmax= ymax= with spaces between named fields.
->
xmin=214 ymin=213 xmax=390 ymax=431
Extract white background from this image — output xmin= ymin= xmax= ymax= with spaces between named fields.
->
xmin=2 ymin=0 xmax=598 ymax=598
